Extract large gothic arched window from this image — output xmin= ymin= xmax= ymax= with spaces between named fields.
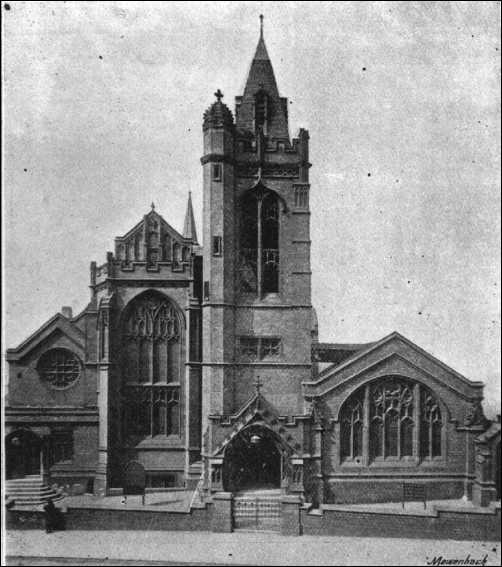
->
xmin=239 ymin=187 xmax=280 ymax=296
xmin=340 ymin=378 xmax=443 ymax=463
xmin=121 ymin=292 xmax=182 ymax=439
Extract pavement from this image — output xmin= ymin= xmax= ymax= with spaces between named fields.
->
xmin=4 ymin=530 xmax=501 ymax=566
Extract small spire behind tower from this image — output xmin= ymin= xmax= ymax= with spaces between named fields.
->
xmin=183 ymin=191 xmax=199 ymax=245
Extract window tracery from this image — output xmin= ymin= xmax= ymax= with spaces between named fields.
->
xmin=239 ymin=189 xmax=280 ymax=295
xmin=340 ymin=378 xmax=443 ymax=463
xmin=340 ymin=392 xmax=363 ymax=459
xmin=122 ymin=293 xmax=182 ymax=438
xmin=420 ymin=390 xmax=442 ymax=458
xmin=38 ymin=349 xmax=81 ymax=389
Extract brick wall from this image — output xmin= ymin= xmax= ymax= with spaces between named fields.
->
xmin=301 ymin=506 xmax=501 ymax=541
xmin=7 ymin=506 xmax=212 ymax=532
xmin=326 ymin=479 xmax=465 ymax=504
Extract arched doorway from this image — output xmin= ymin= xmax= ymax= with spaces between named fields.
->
xmin=223 ymin=425 xmax=282 ymax=492
xmin=6 ymin=430 xmax=42 ymax=479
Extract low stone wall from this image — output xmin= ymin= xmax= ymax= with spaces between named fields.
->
xmin=326 ymin=479 xmax=465 ymax=504
xmin=7 ymin=506 xmax=212 ymax=532
xmin=7 ymin=499 xmax=500 ymax=541
xmin=301 ymin=505 xmax=501 ymax=541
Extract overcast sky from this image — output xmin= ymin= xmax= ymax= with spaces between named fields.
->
xmin=3 ymin=1 xmax=501 ymax=414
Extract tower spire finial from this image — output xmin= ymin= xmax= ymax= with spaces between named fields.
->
xmin=259 ymin=14 xmax=264 ymax=39
xmin=182 ymin=191 xmax=199 ymax=245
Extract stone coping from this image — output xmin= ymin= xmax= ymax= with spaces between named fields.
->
xmin=318 ymin=499 xmax=501 ymax=518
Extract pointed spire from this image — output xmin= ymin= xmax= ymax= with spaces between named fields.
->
xmin=183 ymin=191 xmax=198 ymax=245
xmin=236 ymin=15 xmax=289 ymax=139
xmin=253 ymin=14 xmax=270 ymax=61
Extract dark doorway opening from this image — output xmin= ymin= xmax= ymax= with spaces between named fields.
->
xmin=124 ymin=460 xmax=146 ymax=495
xmin=6 ymin=430 xmax=42 ymax=479
xmin=223 ymin=426 xmax=282 ymax=492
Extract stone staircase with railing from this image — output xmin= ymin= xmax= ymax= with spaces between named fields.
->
xmin=5 ymin=475 xmax=65 ymax=507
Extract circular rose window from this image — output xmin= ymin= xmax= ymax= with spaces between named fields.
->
xmin=38 ymin=348 xmax=81 ymax=389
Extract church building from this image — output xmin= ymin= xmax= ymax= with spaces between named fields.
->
xmin=5 ymin=19 xmax=500 ymax=509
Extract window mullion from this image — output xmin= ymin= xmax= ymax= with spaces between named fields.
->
xmin=383 ymin=411 xmax=387 ymax=459
xmin=257 ymin=198 xmax=263 ymax=298
xmin=362 ymin=384 xmax=370 ymax=465
xmin=150 ymin=388 xmax=154 ymax=437
xmin=413 ymin=382 xmax=420 ymax=459
xmin=397 ymin=402 xmax=402 ymax=459
xmin=429 ymin=421 xmax=433 ymax=459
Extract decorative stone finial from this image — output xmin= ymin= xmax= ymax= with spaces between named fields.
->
xmin=260 ymin=14 xmax=264 ymax=38
xmin=214 ymin=89 xmax=224 ymax=102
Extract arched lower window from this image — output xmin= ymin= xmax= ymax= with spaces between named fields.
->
xmin=420 ymin=390 xmax=442 ymax=458
xmin=340 ymin=378 xmax=443 ymax=463
xmin=122 ymin=292 xmax=182 ymax=439
xmin=341 ymin=392 xmax=364 ymax=460
xmin=239 ymin=187 xmax=280 ymax=296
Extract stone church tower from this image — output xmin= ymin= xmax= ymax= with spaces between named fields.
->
xmin=201 ymin=18 xmax=317 ymax=496
xmin=6 ymin=17 xmax=498 ymax=511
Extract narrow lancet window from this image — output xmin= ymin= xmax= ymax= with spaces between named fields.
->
xmin=239 ymin=188 xmax=279 ymax=296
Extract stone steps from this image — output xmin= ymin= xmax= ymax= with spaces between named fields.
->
xmin=6 ymin=476 xmax=65 ymax=506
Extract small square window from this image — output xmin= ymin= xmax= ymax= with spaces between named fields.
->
xmin=212 ymin=163 xmax=222 ymax=181
xmin=260 ymin=338 xmax=281 ymax=358
xmin=294 ymin=185 xmax=309 ymax=209
xmin=212 ymin=236 xmax=222 ymax=256
xmin=239 ymin=337 xmax=259 ymax=358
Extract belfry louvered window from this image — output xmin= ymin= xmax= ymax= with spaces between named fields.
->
xmin=254 ymin=89 xmax=269 ymax=134
xmin=340 ymin=378 xmax=443 ymax=463
xmin=122 ymin=292 xmax=182 ymax=438
xmin=240 ymin=187 xmax=280 ymax=296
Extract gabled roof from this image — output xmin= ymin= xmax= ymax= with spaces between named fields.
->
xmin=116 ymin=206 xmax=187 ymax=243
xmin=314 ymin=341 xmax=375 ymax=367
xmin=6 ymin=312 xmax=85 ymax=361
xmin=210 ymin=391 xmax=299 ymax=457
xmin=306 ymin=331 xmax=484 ymax=401
xmin=315 ymin=331 xmax=481 ymax=384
